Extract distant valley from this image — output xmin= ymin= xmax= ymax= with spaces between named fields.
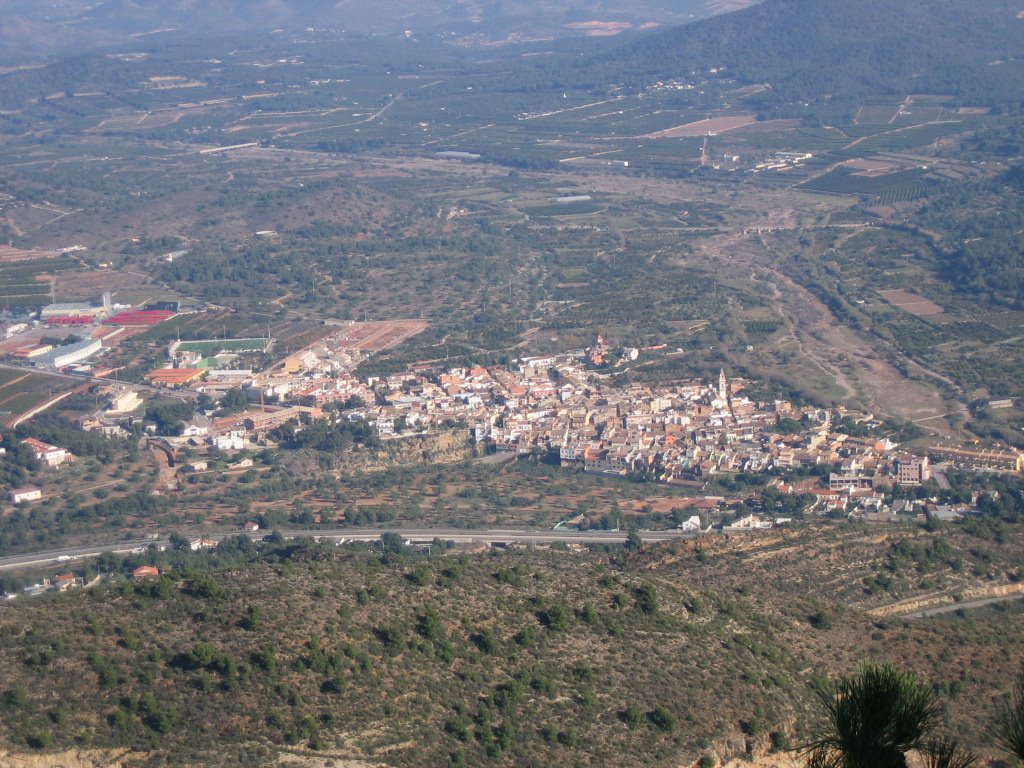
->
xmin=0 ymin=1 xmax=1023 ymax=766
xmin=0 ymin=0 xmax=759 ymax=61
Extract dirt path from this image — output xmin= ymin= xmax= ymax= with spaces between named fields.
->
xmin=271 ymin=291 xmax=294 ymax=307
xmin=870 ymin=582 xmax=1024 ymax=619
xmin=842 ymin=120 xmax=962 ymax=150
xmin=9 ymin=388 xmax=77 ymax=428
xmin=750 ymin=269 xmax=858 ymax=401
xmin=694 ymin=222 xmax=951 ymax=425
xmin=285 ymin=92 xmax=404 ymax=137
xmin=149 ymin=443 xmax=178 ymax=491
xmin=905 ymin=593 xmax=1024 ymax=619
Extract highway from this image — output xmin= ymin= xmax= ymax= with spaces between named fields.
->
xmin=0 ymin=527 xmax=701 ymax=572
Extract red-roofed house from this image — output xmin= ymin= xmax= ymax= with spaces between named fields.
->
xmin=55 ymin=574 xmax=78 ymax=592
xmin=811 ymin=488 xmax=846 ymax=513
xmin=132 ymin=566 xmax=160 ymax=580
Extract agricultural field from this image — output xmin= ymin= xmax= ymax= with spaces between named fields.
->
xmin=843 ymin=120 xmax=977 ymax=153
xmin=0 ymin=369 xmax=77 ymax=425
xmin=0 ymin=257 xmax=73 ymax=308
xmin=854 ymin=104 xmax=901 ymax=125
xmin=644 ymin=114 xmax=757 ymax=137
xmin=53 ymin=266 xmax=193 ymax=307
xmin=976 ymin=311 xmax=1024 ymax=331
xmin=269 ymin=320 xmax=338 ymax=353
xmin=799 ymin=167 xmax=944 ymax=201
xmin=519 ymin=200 xmax=607 ymax=217
xmin=325 ymin=321 xmax=430 ymax=354
xmin=877 ymin=289 xmax=944 ymax=317
xmin=0 ymin=246 xmax=61 ymax=262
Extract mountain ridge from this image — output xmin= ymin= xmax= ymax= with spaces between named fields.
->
xmin=521 ymin=0 xmax=1024 ymax=118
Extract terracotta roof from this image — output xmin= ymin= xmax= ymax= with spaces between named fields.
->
xmin=21 ymin=437 xmax=60 ymax=452
xmin=145 ymin=368 xmax=204 ymax=385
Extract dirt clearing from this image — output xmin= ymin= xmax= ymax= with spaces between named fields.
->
xmin=878 ymin=289 xmax=944 ymax=316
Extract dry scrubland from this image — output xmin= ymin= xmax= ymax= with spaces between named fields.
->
xmin=0 ymin=525 xmax=1022 ymax=767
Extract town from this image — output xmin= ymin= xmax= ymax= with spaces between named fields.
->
xmin=4 ymin=303 xmax=1020 ymax=536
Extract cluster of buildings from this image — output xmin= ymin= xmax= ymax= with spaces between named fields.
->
xmin=21 ymin=437 xmax=71 ymax=468
xmin=646 ymin=79 xmax=698 ymax=93
xmin=12 ymin=338 xmax=104 ymax=369
xmin=7 ymin=438 xmax=73 ymax=507
xmin=38 ymin=293 xmax=178 ymax=327
xmin=88 ymin=340 xmax=1024 ymax=501
xmin=10 ymin=566 xmax=160 ymax=600
xmin=3 ymin=293 xmax=183 ymax=372
xmin=751 ymin=151 xmax=814 ymax=172
xmin=15 ymin=572 xmax=81 ymax=598
xmin=242 ymin=347 xmax=1019 ymax=521
xmin=177 ymin=403 xmax=324 ymax=451
xmin=291 ymin=354 xmax=835 ymax=482
xmin=8 ymin=322 xmax=1024 ymax=524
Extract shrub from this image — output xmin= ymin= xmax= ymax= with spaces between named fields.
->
xmin=808 ymin=610 xmax=833 ymax=629
xmin=636 ymin=583 xmax=659 ymax=614
xmin=649 ymin=706 xmax=677 ymax=733
xmin=622 ymin=705 xmax=644 ymax=727
xmin=537 ymin=601 xmax=571 ymax=631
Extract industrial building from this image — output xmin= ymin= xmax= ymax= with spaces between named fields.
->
xmin=40 ymin=291 xmax=113 ymax=319
xmin=31 ymin=338 xmax=103 ymax=369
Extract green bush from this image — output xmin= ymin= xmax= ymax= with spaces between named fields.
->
xmin=649 ymin=706 xmax=677 ymax=733
xmin=622 ymin=704 xmax=644 ymax=727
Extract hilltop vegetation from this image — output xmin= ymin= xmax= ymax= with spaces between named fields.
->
xmin=1 ymin=526 xmax=1024 ymax=766
xmin=524 ymin=0 xmax=1024 ymax=118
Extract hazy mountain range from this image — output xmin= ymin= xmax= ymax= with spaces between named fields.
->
xmin=0 ymin=0 xmax=756 ymax=61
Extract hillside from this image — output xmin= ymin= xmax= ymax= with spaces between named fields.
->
xmin=524 ymin=0 xmax=1024 ymax=118
xmin=1 ymin=525 xmax=1023 ymax=767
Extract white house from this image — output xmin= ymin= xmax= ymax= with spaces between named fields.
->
xmin=21 ymin=438 xmax=70 ymax=468
xmin=212 ymin=431 xmax=245 ymax=451
xmin=723 ymin=514 xmax=773 ymax=531
xmin=182 ymin=419 xmax=211 ymax=437
xmin=9 ymin=487 xmax=42 ymax=504
xmin=106 ymin=389 xmax=142 ymax=415
xmin=678 ymin=514 xmax=704 ymax=532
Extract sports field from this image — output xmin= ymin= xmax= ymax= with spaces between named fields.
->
xmin=173 ymin=338 xmax=269 ymax=355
